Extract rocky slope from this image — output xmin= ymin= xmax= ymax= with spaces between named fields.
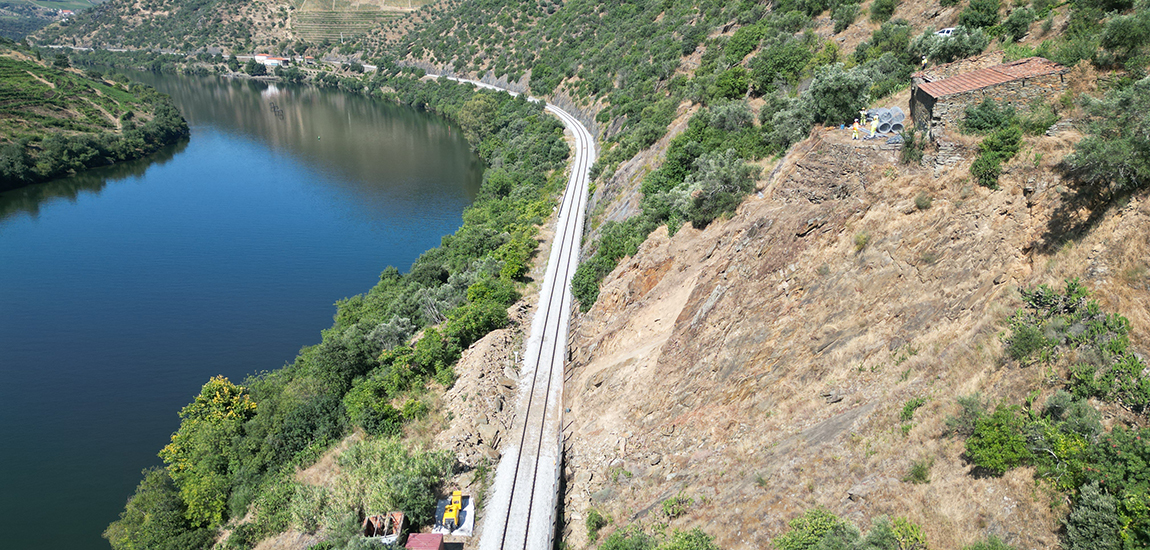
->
xmin=557 ymin=120 xmax=1150 ymax=548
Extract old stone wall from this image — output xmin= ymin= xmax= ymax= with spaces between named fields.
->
xmin=910 ymin=87 xmax=935 ymax=132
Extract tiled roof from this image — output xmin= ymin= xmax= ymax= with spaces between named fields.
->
xmin=918 ymin=57 xmax=1067 ymax=98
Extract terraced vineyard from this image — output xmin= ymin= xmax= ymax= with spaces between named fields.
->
xmin=0 ymin=47 xmax=188 ymax=190
xmin=292 ymin=10 xmax=401 ymax=42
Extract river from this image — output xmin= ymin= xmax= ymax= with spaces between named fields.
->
xmin=0 ymin=72 xmax=482 ymax=550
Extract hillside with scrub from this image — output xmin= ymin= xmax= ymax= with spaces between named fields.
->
xmin=0 ymin=39 xmax=188 ymax=191
xmin=29 ymin=0 xmax=1150 ymax=548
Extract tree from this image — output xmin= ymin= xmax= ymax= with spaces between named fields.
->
xmin=807 ymin=63 xmax=873 ymax=125
xmin=965 ymin=405 xmax=1033 ymax=474
xmin=911 ymin=26 xmax=990 ymax=64
xmin=751 ymin=39 xmax=812 ymax=93
xmin=457 ymin=94 xmax=499 ymax=146
xmin=679 ymin=148 xmax=761 ymax=228
xmin=959 ymin=0 xmax=1001 ymax=29
xmin=1062 ymin=75 xmax=1150 ymax=197
xmin=243 ymin=58 xmax=267 ymax=76
xmin=103 ymin=468 xmax=214 ymax=550
xmin=711 ymin=66 xmax=749 ymax=100
xmin=158 ymin=376 xmax=257 ymax=527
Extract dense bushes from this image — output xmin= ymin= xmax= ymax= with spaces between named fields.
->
xmin=772 ymin=508 xmax=928 ymax=550
xmin=808 ymin=63 xmax=873 ymax=125
xmin=910 ymin=26 xmax=990 ymax=64
xmin=597 ymin=526 xmax=721 ymax=550
xmin=951 ymin=280 xmax=1150 ymax=548
xmin=970 ymin=124 xmax=1022 ymax=188
xmin=958 ymin=0 xmax=1000 ymax=30
xmin=1063 ymin=75 xmax=1150 ymax=198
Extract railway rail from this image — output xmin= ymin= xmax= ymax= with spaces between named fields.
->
xmin=433 ymin=76 xmax=595 ymax=550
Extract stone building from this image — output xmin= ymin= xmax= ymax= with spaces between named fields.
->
xmin=910 ymin=56 xmax=1070 ymax=139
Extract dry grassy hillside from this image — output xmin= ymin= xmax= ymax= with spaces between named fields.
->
xmin=558 ymin=100 xmax=1150 ymax=548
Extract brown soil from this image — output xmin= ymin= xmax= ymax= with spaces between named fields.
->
xmin=559 ymin=122 xmax=1150 ymax=549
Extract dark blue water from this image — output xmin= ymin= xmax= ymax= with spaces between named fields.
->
xmin=0 ymin=74 xmax=481 ymax=550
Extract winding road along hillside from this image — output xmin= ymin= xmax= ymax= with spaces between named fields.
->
xmin=436 ymin=76 xmax=596 ymax=549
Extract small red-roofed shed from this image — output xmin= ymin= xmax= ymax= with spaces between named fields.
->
xmin=910 ymin=57 xmax=1069 ymax=138
xmin=406 ymin=533 xmax=444 ymax=550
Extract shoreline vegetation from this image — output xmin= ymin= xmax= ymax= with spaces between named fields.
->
xmin=0 ymin=39 xmax=190 ymax=192
xmin=90 ymin=48 xmax=573 ymax=550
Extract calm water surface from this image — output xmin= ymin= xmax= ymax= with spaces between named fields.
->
xmin=0 ymin=73 xmax=481 ymax=550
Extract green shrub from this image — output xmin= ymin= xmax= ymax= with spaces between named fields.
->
xmin=1001 ymin=7 xmax=1034 ymax=42
xmin=914 ymin=192 xmax=932 ymax=210
xmin=662 ymin=491 xmax=694 ymax=519
xmin=599 ymin=526 xmax=656 ymax=550
xmin=1065 ymin=482 xmax=1122 ymax=550
xmin=966 ymin=405 xmax=1033 ymax=475
xmin=711 ymin=67 xmax=750 ymax=101
xmin=1019 ymin=102 xmax=1060 ymax=135
xmin=659 ymin=528 xmax=722 ymax=550
xmin=901 ymin=126 xmax=925 ymax=165
xmin=103 ymin=468 xmax=215 ymax=550
xmin=972 ymin=124 xmax=1022 ymax=188
xmin=443 ymin=300 xmax=508 ymax=348
xmin=808 ymin=63 xmax=873 ymax=125
xmin=329 ymin=438 xmax=453 ymax=528
xmin=681 ymin=148 xmax=762 ymax=228
xmin=1063 ymin=75 xmax=1150 ymax=197
xmin=773 ymin=508 xmax=850 ymax=550
xmin=1100 ymin=10 xmax=1150 ymax=65
xmin=959 ymin=0 xmax=1001 ymax=29
xmin=586 ymin=507 xmax=609 ymax=540
xmin=289 ymin=485 xmax=328 ymax=534
xmin=901 ymin=397 xmax=927 ymax=421
xmin=902 ymin=457 xmax=933 ymax=484
xmin=911 ymin=26 xmax=991 ymax=64
xmin=571 ymin=261 xmax=605 ymax=311
xmin=870 ymin=0 xmax=897 ymax=23
xmin=891 ymin=517 xmax=928 ymax=550
xmin=1006 ymin=322 xmax=1049 ymax=361
xmin=962 ymin=99 xmax=1016 ymax=134
xmin=963 ymin=536 xmax=1016 ymax=550
xmin=343 ymin=372 xmax=404 ymax=436
xmin=945 ymin=392 xmax=986 ymax=437
xmin=833 ymin=4 xmax=860 ymax=34
xmin=725 ymin=24 xmax=765 ymax=65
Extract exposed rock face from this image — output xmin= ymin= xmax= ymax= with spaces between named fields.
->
xmin=561 ymin=130 xmax=1150 ymax=549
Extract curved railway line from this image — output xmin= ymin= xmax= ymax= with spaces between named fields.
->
xmin=434 ymin=76 xmax=596 ymax=550
xmin=479 ymin=102 xmax=594 ymax=550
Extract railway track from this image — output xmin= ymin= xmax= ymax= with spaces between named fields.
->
xmin=431 ymin=75 xmax=594 ymax=548
xmin=432 ymin=76 xmax=595 ymax=550
xmin=477 ymin=102 xmax=594 ymax=550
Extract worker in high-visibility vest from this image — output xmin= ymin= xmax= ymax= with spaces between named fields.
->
xmin=870 ymin=116 xmax=880 ymax=137
xmin=852 ymin=119 xmax=860 ymax=140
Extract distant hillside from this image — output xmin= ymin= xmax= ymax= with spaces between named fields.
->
xmin=0 ymin=40 xmax=188 ymax=190
xmin=0 ymin=0 xmax=106 ymax=40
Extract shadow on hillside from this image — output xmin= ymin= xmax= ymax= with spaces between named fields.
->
xmin=1035 ymin=168 xmax=1135 ymax=253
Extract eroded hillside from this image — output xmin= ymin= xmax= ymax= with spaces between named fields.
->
xmin=559 ymin=122 xmax=1150 ymax=548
